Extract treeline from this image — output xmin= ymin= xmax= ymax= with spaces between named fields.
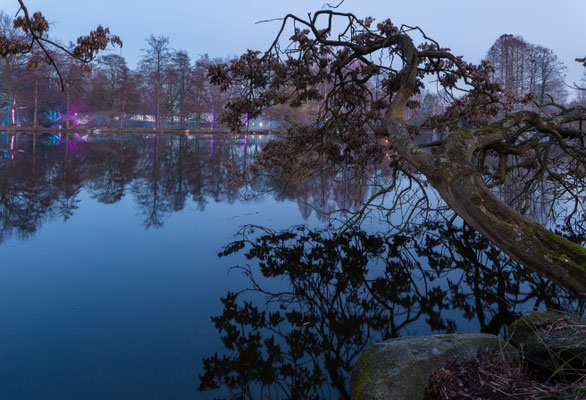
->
xmin=0 ymin=8 xmax=581 ymax=130
xmin=485 ymin=34 xmax=569 ymax=103
xmin=0 ymin=9 xmax=235 ymax=130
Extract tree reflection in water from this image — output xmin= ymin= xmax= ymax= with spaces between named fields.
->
xmin=198 ymin=223 xmax=584 ymax=399
xmin=0 ymin=131 xmax=392 ymax=240
xmin=0 ymin=132 xmax=264 ymax=240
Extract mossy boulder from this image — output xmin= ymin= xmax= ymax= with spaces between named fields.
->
xmin=508 ymin=312 xmax=586 ymax=372
xmin=351 ymin=333 xmax=518 ymax=400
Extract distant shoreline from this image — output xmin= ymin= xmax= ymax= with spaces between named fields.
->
xmin=0 ymin=127 xmax=284 ymax=135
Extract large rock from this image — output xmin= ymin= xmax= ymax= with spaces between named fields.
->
xmin=508 ymin=312 xmax=586 ymax=372
xmin=351 ymin=333 xmax=518 ymax=400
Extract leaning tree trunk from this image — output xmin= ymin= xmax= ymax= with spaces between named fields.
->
xmin=387 ymin=120 xmax=586 ymax=296
xmin=432 ymin=150 xmax=585 ymax=296
xmin=381 ymin=34 xmax=586 ymax=297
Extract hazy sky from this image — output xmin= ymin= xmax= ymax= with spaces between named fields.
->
xmin=1 ymin=0 xmax=585 ymax=88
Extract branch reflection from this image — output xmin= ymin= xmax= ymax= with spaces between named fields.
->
xmin=198 ymin=223 xmax=583 ymax=399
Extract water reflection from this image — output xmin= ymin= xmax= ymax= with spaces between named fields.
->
xmin=1 ymin=132 xmax=379 ymax=242
xmin=1 ymin=132 xmax=582 ymax=399
xmin=198 ymin=223 xmax=583 ymax=399
xmin=0 ymin=133 xmax=272 ymax=240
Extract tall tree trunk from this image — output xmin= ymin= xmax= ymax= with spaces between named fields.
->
xmin=32 ymin=133 xmax=36 ymax=174
xmin=33 ymin=73 xmax=38 ymax=129
xmin=66 ymin=86 xmax=71 ymax=129
xmin=156 ymin=83 xmax=161 ymax=130
xmin=5 ymin=58 xmax=13 ymax=126
xmin=15 ymin=97 xmax=19 ymax=126
xmin=539 ymin=69 xmax=547 ymax=105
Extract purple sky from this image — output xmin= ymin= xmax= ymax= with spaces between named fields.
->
xmin=2 ymin=0 xmax=585 ymax=91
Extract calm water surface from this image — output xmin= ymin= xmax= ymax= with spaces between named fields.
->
xmin=0 ymin=132 xmax=578 ymax=399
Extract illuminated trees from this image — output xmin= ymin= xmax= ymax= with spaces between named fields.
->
xmin=209 ymin=11 xmax=586 ymax=295
xmin=90 ymin=54 xmax=138 ymax=127
xmin=0 ymin=1 xmax=120 ymax=127
xmin=59 ymin=52 xmax=89 ymax=129
xmin=0 ymin=10 xmax=24 ymax=126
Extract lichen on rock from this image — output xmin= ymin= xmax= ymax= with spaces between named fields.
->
xmin=351 ymin=333 xmax=518 ymax=400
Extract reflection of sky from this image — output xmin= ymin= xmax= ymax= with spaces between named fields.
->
xmin=0 ymin=184 xmax=328 ymax=399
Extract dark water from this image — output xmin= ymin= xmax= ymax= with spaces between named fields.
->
xmin=0 ymin=133 xmax=579 ymax=399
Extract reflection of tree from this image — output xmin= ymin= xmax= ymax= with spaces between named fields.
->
xmin=87 ymin=135 xmax=138 ymax=204
xmin=198 ymin=223 xmax=583 ymax=399
xmin=0 ymin=133 xmax=54 ymax=242
xmin=0 ymin=133 xmax=579 ymax=242
xmin=0 ymin=133 xmax=268 ymax=241
xmin=131 ymin=135 xmax=171 ymax=228
xmin=53 ymin=134 xmax=82 ymax=221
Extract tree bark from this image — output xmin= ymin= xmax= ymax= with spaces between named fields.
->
xmin=33 ymin=72 xmax=38 ymax=129
xmin=156 ymin=83 xmax=161 ymax=130
xmin=5 ymin=58 xmax=13 ymax=126
xmin=381 ymin=34 xmax=586 ymax=296
xmin=387 ymin=120 xmax=586 ymax=296
xmin=66 ymin=86 xmax=71 ymax=129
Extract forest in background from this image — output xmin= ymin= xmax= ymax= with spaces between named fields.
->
xmin=1 ymin=9 xmax=584 ymax=131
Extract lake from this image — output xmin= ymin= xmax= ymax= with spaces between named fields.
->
xmin=0 ymin=132 xmax=579 ymax=399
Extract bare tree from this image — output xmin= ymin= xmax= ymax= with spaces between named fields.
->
xmin=171 ymin=50 xmax=193 ymax=127
xmin=90 ymin=54 xmax=138 ymax=127
xmin=139 ymin=35 xmax=172 ymax=130
xmin=485 ymin=34 xmax=567 ymax=104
